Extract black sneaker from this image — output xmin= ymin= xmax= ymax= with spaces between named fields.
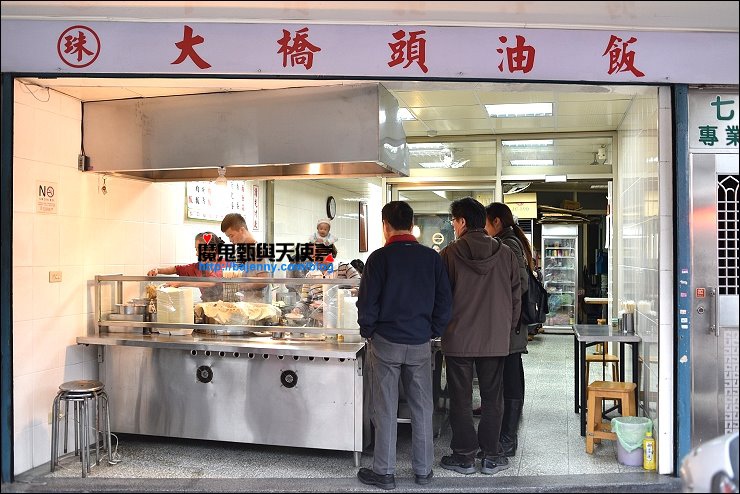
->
xmin=357 ymin=468 xmax=396 ymax=490
xmin=481 ymin=455 xmax=510 ymax=475
xmin=415 ymin=470 xmax=433 ymax=485
xmin=440 ymin=454 xmax=476 ymax=475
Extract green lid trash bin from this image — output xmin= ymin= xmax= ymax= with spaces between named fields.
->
xmin=611 ymin=416 xmax=652 ymax=466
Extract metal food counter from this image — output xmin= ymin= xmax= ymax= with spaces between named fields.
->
xmin=81 ymin=274 xmax=369 ymax=466
xmin=78 ymin=333 xmax=368 ymax=466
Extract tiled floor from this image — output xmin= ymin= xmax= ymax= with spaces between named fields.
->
xmin=10 ymin=334 xmax=674 ymax=492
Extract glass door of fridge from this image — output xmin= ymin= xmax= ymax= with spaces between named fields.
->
xmin=542 ymin=224 xmax=579 ymax=333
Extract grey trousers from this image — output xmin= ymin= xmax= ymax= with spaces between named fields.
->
xmin=369 ymin=334 xmax=434 ymax=476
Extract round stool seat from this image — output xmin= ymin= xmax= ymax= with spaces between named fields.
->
xmin=58 ymin=380 xmax=104 ymax=394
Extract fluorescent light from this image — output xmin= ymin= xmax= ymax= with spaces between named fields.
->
xmin=433 ymin=190 xmax=447 ymax=199
xmin=419 ymin=160 xmax=469 ymax=169
xmin=502 ymin=139 xmax=553 ymax=146
xmin=590 ymin=184 xmax=608 ymax=189
xmin=397 ymin=108 xmax=417 ymax=121
xmin=408 ymin=143 xmax=447 ymax=152
xmin=545 ymin=175 xmax=568 ymax=183
xmin=510 ymin=159 xmax=553 ymax=166
xmin=485 ymin=102 xmax=553 ymax=117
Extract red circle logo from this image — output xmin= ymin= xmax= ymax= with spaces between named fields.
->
xmin=57 ymin=25 xmax=101 ymax=68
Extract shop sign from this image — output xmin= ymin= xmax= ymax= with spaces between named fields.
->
xmin=36 ymin=181 xmax=57 ymax=214
xmin=689 ymin=91 xmax=740 ymax=151
xmin=505 ymin=193 xmax=538 ymax=219
xmin=1 ymin=20 xmax=737 ymax=84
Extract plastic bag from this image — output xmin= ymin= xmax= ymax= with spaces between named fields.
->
xmin=611 ymin=416 xmax=652 ymax=452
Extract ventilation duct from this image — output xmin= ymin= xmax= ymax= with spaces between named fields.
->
xmin=81 ymin=83 xmax=408 ymax=181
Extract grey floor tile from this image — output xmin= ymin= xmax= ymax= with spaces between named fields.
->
xmin=19 ymin=334 xmax=664 ymax=490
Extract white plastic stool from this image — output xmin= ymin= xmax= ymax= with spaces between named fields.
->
xmin=50 ymin=380 xmax=113 ymax=477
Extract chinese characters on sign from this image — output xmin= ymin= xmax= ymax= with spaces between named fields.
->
xmin=172 ymin=25 xmax=211 ymax=69
xmin=277 ymin=27 xmax=321 ymax=70
xmin=497 ymin=35 xmax=535 ymax=74
xmin=198 ymin=242 xmax=334 ymax=263
xmin=51 ymin=23 xmax=654 ymax=81
xmin=698 ymin=97 xmax=739 ymax=147
xmin=689 ymin=92 xmax=740 ymax=150
xmin=388 ymin=29 xmax=428 ymax=73
xmin=252 ymin=185 xmax=259 ymax=231
xmin=602 ymin=35 xmax=645 ymax=77
xmin=57 ymin=25 xmax=100 ymax=68
xmin=186 ymin=180 xmax=249 ymax=221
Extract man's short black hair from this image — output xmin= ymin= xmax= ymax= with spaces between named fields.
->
xmin=221 ymin=213 xmax=247 ymax=232
xmin=450 ymin=197 xmax=486 ymax=229
xmin=382 ymin=201 xmax=414 ymax=231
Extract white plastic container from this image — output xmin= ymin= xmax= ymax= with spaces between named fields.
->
xmin=616 ymin=441 xmax=644 ymax=466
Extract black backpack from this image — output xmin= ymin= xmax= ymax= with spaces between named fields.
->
xmin=521 ymin=264 xmax=549 ymax=327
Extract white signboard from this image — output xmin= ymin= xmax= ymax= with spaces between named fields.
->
xmin=689 ymin=91 xmax=740 ymax=152
xmin=36 ymin=181 xmax=57 ymax=214
xmin=1 ymin=20 xmax=737 ymax=84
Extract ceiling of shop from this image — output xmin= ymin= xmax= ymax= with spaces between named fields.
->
xmin=18 ymin=76 xmax=637 ymax=199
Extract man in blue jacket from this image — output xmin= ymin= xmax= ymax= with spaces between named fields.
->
xmin=357 ymin=201 xmax=453 ymax=490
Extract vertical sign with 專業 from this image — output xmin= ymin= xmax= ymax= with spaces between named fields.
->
xmin=36 ymin=181 xmax=57 ymax=214
xmin=252 ymin=184 xmax=259 ymax=232
xmin=689 ymin=92 xmax=739 ymax=151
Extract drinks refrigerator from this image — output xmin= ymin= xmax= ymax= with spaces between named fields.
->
xmin=541 ymin=224 xmax=579 ymax=333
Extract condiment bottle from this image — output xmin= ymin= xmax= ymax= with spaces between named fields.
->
xmin=642 ymin=430 xmax=656 ymax=470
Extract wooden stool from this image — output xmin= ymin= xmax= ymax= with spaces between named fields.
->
xmin=586 ymin=381 xmax=636 ymax=454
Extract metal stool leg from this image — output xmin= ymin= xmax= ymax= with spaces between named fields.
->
xmin=50 ymin=392 xmax=61 ymax=472
xmin=80 ymin=399 xmax=88 ymax=477
xmin=63 ymin=398 xmax=69 ymax=454
xmin=101 ymin=392 xmax=114 ymax=464
xmin=73 ymin=401 xmax=79 ymax=458
xmin=93 ymin=393 xmax=100 ymax=466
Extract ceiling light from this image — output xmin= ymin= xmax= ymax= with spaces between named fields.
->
xmin=545 ymin=174 xmax=568 ymax=183
xmin=485 ymin=102 xmax=553 ymax=117
xmin=397 ymin=108 xmax=417 ymax=121
xmin=408 ymin=143 xmax=447 ymax=152
xmin=418 ymin=160 xmax=469 ymax=169
xmin=433 ymin=190 xmax=447 ymax=199
xmin=503 ymin=183 xmax=531 ymax=194
xmin=510 ymin=160 xmax=554 ymax=166
xmin=502 ymin=139 xmax=553 ymax=146
xmin=590 ymin=184 xmax=608 ymax=189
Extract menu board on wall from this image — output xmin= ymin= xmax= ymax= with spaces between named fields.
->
xmin=186 ymin=180 xmax=249 ymax=221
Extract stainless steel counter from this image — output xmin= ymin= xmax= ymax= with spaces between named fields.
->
xmin=77 ymin=333 xmax=365 ymax=359
xmin=77 ymin=333 xmax=369 ymax=465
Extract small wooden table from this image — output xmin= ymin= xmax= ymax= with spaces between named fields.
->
xmin=573 ymin=324 xmax=641 ymax=436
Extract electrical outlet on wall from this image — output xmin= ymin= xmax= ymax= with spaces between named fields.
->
xmin=49 ymin=271 xmax=62 ymax=283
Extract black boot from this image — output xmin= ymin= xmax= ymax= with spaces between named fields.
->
xmin=499 ymin=399 xmax=524 ymax=457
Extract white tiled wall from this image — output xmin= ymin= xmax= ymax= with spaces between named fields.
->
xmin=10 ymin=81 xmax=227 ymax=474
xmin=273 ymin=179 xmax=384 ymax=264
xmin=615 ymin=87 xmax=661 ymax=430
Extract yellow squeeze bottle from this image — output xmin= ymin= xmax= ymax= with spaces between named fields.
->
xmin=642 ymin=430 xmax=656 ymax=470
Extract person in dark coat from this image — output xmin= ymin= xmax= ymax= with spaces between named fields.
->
xmin=356 ymin=201 xmax=452 ymax=490
xmin=483 ymin=202 xmax=534 ymax=457
xmin=439 ymin=197 xmax=521 ymax=476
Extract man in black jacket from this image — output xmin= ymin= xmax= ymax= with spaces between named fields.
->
xmin=356 ymin=201 xmax=452 ymax=490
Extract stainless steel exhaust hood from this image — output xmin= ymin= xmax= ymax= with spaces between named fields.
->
xmin=82 ymin=83 xmax=408 ymax=181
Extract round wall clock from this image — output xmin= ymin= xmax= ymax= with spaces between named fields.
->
xmin=326 ymin=196 xmax=337 ymax=219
